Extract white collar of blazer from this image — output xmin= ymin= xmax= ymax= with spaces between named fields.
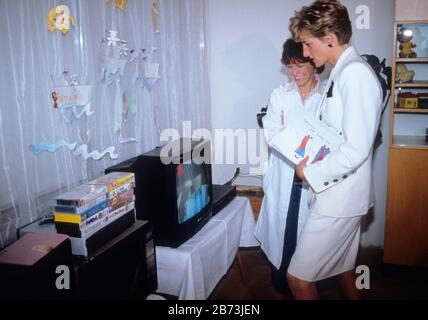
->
xmin=315 ymin=45 xmax=362 ymax=120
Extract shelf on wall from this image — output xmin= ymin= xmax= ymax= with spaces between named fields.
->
xmin=395 ymin=81 xmax=428 ymax=88
xmin=391 ymin=135 xmax=428 ymax=149
xmin=396 ymin=58 xmax=428 ymax=63
xmin=394 ymin=108 xmax=428 ymax=113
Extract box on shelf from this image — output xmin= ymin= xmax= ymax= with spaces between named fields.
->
xmin=418 ymin=93 xmax=428 ymax=109
xmin=397 ymin=92 xmax=418 ymax=109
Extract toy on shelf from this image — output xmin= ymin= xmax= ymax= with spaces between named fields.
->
xmin=396 ymin=64 xmax=415 ymax=83
xmin=398 ymin=27 xmax=417 ymax=58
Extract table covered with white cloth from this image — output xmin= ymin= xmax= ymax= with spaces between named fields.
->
xmin=155 ymin=196 xmax=259 ymax=300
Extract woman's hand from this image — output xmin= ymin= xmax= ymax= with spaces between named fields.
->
xmin=296 ymin=156 xmax=309 ymax=181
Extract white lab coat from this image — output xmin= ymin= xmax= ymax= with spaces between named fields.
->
xmin=303 ymin=46 xmax=382 ymax=217
xmin=254 ymin=79 xmax=324 ymax=269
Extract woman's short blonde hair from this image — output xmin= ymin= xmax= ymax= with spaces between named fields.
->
xmin=289 ymin=0 xmax=352 ymax=45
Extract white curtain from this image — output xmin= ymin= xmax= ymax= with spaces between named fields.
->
xmin=0 ymin=0 xmax=211 ymax=248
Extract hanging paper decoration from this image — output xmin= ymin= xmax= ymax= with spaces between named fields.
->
xmin=141 ymin=61 xmax=160 ymax=91
xmin=74 ymin=144 xmax=119 ymax=160
xmin=133 ymin=49 xmax=160 ymax=91
xmin=152 ymin=1 xmax=159 ymax=33
xmin=112 ymin=82 xmax=137 ymax=144
xmin=47 ymin=5 xmax=75 ymax=34
xmin=29 ymin=140 xmax=77 ymax=154
xmin=105 ymin=0 xmax=128 ymax=11
xmin=101 ymin=30 xmax=130 ymax=85
xmin=123 ymin=93 xmax=137 ymax=114
xmin=50 ymin=74 xmax=93 ymax=124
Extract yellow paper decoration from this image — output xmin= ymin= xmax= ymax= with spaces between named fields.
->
xmin=106 ymin=0 xmax=128 ymax=11
xmin=46 ymin=5 xmax=75 ymax=34
xmin=152 ymin=1 xmax=159 ymax=32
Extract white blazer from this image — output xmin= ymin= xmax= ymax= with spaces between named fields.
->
xmin=254 ymin=78 xmax=324 ymax=269
xmin=304 ymin=46 xmax=382 ymax=218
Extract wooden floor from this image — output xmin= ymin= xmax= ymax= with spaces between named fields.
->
xmin=208 ymin=247 xmax=428 ymax=300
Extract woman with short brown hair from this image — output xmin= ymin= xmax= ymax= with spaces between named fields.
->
xmin=286 ymin=0 xmax=382 ymax=300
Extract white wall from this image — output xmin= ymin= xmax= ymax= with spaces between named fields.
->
xmin=206 ymin=0 xmax=395 ymax=247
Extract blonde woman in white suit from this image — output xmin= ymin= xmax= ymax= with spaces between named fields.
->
xmin=287 ymin=0 xmax=382 ymax=299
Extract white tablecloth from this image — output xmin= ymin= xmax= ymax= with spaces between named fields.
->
xmin=155 ymin=196 xmax=259 ymax=300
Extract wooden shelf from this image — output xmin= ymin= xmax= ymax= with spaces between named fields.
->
xmin=391 ymin=135 xmax=428 ymax=149
xmin=395 ymin=81 xmax=428 ymax=88
xmin=394 ymin=108 xmax=428 ymax=113
xmin=396 ymin=58 xmax=428 ymax=63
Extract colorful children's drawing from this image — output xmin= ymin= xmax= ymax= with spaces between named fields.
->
xmin=311 ymin=145 xmax=331 ymax=164
xmin=294 ymin=135 xmax=310 ymax=158
xmin=50 ymin=85 xmax=93 ymax=123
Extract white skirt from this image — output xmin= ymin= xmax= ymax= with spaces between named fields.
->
xmin=287 ymin=212 xmax=361 ymax=282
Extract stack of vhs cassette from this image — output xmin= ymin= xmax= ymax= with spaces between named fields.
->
xmin=54 ymin=172 xmax=136 ymax=256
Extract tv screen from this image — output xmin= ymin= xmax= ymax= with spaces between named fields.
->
xmin=176 ymin=163 xmax=210 ymax=224
xmin=105 ymin=138 xmax=213 ymax=247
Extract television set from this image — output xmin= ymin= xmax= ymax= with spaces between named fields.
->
xmin=105 ymin=138 xmax=213 ymax=247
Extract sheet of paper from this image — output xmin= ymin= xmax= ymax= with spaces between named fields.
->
xmin=269 ymin=106 xmax=344 ymax=166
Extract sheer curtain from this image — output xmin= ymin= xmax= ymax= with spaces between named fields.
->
xmin=0 ymin=0 xmax=211 ymax=248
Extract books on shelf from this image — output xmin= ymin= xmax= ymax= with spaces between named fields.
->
xmin=269 ymin=106 xmax=344 ymax=166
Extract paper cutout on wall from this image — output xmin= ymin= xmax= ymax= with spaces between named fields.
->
xmin=123 ymin=93 xmax=137 ymax=114
xmin=117 ymin=133 xmax=137 ymax=144
xmin=112 ymin=83 xmax=137 ymax=144
xmin=105 ymin=0 xmax=128 ymax=11
xmin=133 ymin=49 xmax=160 ymax=91
xmin=51 ymin=85 xmax=94 ymax=123
xmin=74 ymin=144 xmax=119 ymax=160
xmin=29 ymin=140 xmax=77 ymax=154
xmin=101 ymin=31 xmax=130 ymax=85
xmin=141 ymin=62 xmax=160 ymax=91
xmin=152 ymin=1 xmax=159 ymax=33
xmin=47 ymin=5 xmax=75 ymax=34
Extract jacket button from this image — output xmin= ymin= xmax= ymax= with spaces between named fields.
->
xmin=333 ymin=179 xmax=338 ymax=183
xmin=343 ymin=175 xmax=348 ymax=179
xmin=324 ymin=182 xmax=329 ymax=186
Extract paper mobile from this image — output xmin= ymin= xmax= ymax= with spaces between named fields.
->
xmin=101 ymin=30 xmax=130 ymax=85
xmin=133 ymin=49 xmax=160 ymax=91
xmin=47 ymin=5 xmax=75 ymax=34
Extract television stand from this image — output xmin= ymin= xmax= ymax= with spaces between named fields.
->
xmin=155 ymin=197 xmax=259 ymax=299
